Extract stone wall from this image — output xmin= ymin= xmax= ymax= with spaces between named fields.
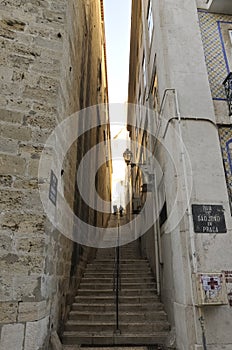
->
xmin=0 ymin=0 xmax=111 ymax=348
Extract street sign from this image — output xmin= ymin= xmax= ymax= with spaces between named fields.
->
xmin=192 ymin=204 xmax=226 ymax=233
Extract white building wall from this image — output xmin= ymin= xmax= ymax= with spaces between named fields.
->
xmin=128 ymin=0 xmax=232 ymax=349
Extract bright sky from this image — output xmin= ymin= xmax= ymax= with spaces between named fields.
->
xmin=104 ymin=0 xmax=132 ymax=206
xmin=104 ymin=0 xmax=131 ymax=104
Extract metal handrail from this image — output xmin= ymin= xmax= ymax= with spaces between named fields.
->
xmin=113 ymin=222 xmax=121 ymax=334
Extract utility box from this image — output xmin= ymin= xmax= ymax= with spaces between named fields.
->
xmin=195 ymin=273 xmax=228 ymax=306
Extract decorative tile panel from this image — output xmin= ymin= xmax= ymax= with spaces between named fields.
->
xmin=198 ymin=11 xmax=232 ymax=100
xmin=218 ymin=126 xmax=232 ymax=209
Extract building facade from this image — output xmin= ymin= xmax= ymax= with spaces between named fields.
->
xmin=128 ymin=0 xmax=232 ymax=349
xmin=0 ymin=0 xmax=111 ymax=348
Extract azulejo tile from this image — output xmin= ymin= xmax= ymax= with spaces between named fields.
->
xmin=219 ymin=127 xmax=232 ymax=200
xmin=198 ymin=11 xmax=232 ymax=99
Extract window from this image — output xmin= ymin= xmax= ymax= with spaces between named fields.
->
xmin=229 ymin=30 xmax=232 ymax=45
xmin=138 ymin=88 xmax=143 ymax=125
xmin=149 ymin=58 xmax=159 ymax=112
xmin=226 ymin=140 xmax=232 ymax=172
xmin=152 ymin=73 xmax=159 ymax=109
xmin=147 ymin=0 xmax=154 ymax=45
xmin=160 ymin=201 xmax=167 ymax=227
xmin=138 ymin=88 xmax=141 ymax=105
xmin=98 ymin=60 xmax=102 ymax=88
xmin=142 ymin=54 xmax=146 ymax=89
xmin=140 ymin=26 xmax=143 ymax=48
xmin=158 ymin=177 xmax=167 ymax=227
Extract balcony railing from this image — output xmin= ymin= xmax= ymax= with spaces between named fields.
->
xmin=223 ymin=73 xmax=232 ymax=116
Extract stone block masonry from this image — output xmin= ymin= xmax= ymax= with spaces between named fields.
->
xmin=0 ymin=323 xmax=25 ymax=350
xmin=0 ymin=0 xmax=111 ymax=348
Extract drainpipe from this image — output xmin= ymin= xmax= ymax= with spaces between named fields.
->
xmin=152 ymin=171 xmax=161 ymax=295
xmin=173 ymin=89 xmax=211 ymax=350
xmin=151 ymin=88 xmax=184 ymax=283
xmin=159 ymin=88 xmax=201 ymax=347
xmin=148 ymin=109 xmax=162 ymax=296
xmin=174 ymin=90 xmax=198 ymax=272
xmin=159 ymin=89 xmax=198 ymax=272
xmin=174 ymin=89 xmax=202 ymax=347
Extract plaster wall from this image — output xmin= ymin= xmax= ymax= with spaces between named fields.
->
xmin=128 ymin=0 xmax=232 ymax=349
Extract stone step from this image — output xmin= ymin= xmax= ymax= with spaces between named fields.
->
xmin=84 ymin=269 xmax=152 ymax=275
xmin=84 ymin=266 xmax=149 ymax=272
xmin=94 ymin=259 xmax=147 ymax=263
xmin=97 ymin=250 xmax=139 ymax=253
xmin=62 ymin=331 xmax=169 ymax=345
xmin=68 ymin=310 xmax=167 ymax=322
xmin=72 ymin=302 xmax=164 ymax=312
xmin=85 ymin=266 xmax=151 ymax=272
xmin=101 ymin=249 xmax=139 ymax=252
xmin=95 ymin=256 xmax=141 ymax=260
xmin=93 ymin=262 xmax=146 ymax=265
xmin=62 ymin=240 xmax=169 ymax=348
xmin=96 ymin=250 xmax=140 ymax=257
xmin=64 ymin=321 xmax=170 ymax=333
xmin=79 ymin=282 xmax=157 ymax=290
xmin=96 ymin=250 xmax=139 ymax=253
xmin=76 ymin=289 xmax=157 ymax=296
xmin=95 ymin=258 xmax=141 ymax=261
xmin=64 ymin=347 xmax=148 ymax=350
xmin=87 ymin=262 xmax=149 ymax=268
xmin=80 ymin=277 xmax=156 ymax=284
xmin=83 ymin=272 xmax=153 ymax=278
xmin=84 ymin=269 xmax=149 ymax=273
xmin=96 ymin=252 xmax=140 ymax=257
xmin=74 ymin=295 xmax=159 ymax=304
xmin=96 ymin=248 xmax=139 ymax=252
xmin=97 ymin=245 xmax=138 ymax=251
xmin=107 ymin=252 xmax=139 ymax=255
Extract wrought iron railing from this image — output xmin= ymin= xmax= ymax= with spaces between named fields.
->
xmin=223 ymin=72 xmax=232 ymax=116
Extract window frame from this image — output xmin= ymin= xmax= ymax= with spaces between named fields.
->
xmin=142 ymin=53 xmax=146 ymax=90
xmin=147 ymin=0 xmax=154 ymax=45
xmin=229 ymin=29 xmax=232 ymax=45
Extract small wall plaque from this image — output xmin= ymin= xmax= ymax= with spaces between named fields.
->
xmin=49 ymin=170 xmax=58 ymax=206
xmin=192 ymin=204 xmax=226 ymax=233
xmin=195 ymin=273 xmax=228 ymax=306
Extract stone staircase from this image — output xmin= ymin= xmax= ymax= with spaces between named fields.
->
xmin=62 ymin=240 xmax=170 ymax=348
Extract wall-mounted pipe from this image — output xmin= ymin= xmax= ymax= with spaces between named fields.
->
xmin=156 ymin=88 xmax=204 ymax=347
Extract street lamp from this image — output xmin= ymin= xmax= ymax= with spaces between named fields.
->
xmin=123 ymin=148 xmax=152 ymax=193
xmin=123 ymin=148 xmax=133 ymax=165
